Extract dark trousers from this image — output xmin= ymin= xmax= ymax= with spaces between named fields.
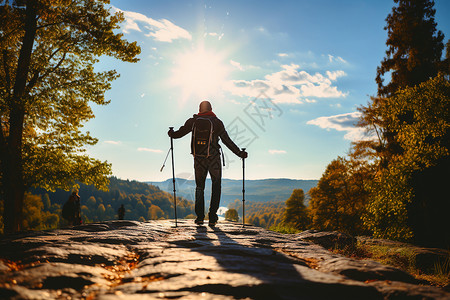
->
xmin=194 ymin=153 xmax=222 ymax=222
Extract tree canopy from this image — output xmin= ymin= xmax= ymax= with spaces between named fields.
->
xmin=376 ymin=0 xmax=444 ymax=97
xmin=357 ymin=0 xmax=446 ymax=170
xmin=282 ymin=189 xmax=308 ymax=230
xmin=0 ymin=0 xmax=141 ymax=233
xmin=363 ymin=75 xmax=450 ymax=244
xmin=308 ymin=157 xmax=372 ymax=235
xmin=225 ymin=208 xmax=239 ymax=222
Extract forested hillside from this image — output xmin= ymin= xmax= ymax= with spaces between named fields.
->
xmin=0 ymin=177 xmax=195 ymax=233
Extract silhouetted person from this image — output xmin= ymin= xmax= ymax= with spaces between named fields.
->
xmin=118 ymin=204 xmax=125 ymax=220
xmin=168 ymin=100 xmax=247 ymax=226
xmin=62 ymin=190 xmax=81 ymax=226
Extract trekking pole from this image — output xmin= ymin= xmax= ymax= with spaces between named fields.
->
xmin=160 ymin=147 xmax=171 ymax=172
xmin=169 ymin=127 xmax=178 ymax=227
xmin=242 ymin=148 xmax=246 ymax=228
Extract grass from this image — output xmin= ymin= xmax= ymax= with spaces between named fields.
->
xmin=269 ymin=224 xmax=301 ymax=234
xmin=333 ymin=241 xmax=450 ymax=288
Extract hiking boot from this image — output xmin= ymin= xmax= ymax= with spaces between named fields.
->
xmin=195 ymin=219 xmax=204 ymax=225
xmin=208 ymin=220 xmax=217 ymax=227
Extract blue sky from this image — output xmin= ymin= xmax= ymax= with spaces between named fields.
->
xmin=85 ymin=0 xmax=450 ymax=182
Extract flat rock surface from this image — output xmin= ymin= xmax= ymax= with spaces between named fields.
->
xmin=0 ymin=220 xmax=448 ymax=299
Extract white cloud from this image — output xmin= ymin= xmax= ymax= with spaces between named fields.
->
xmin=278 ymin=53 xmax=289 ymax=57
xmin=269 ymin=149 xmax=287 ymax=154
xmin=206 ymin=32 xmax=224 ymax=40
xmin=224 ymin=64 xmax=347 ymax=104
xmin=307 ymin=112 xmax=376 ymax=141
xmin=326 ymin=70 xmax=346 ymax=81
xmin=328 ymin=54 xmax=348 ymax=64
xmin=137 ymin=147 xmax=163 ymax=153
xmin=229 ymin=60 xmax=259 ymax=72
xmin=230 ymin=60 xmax=244 ymax=71
xmin=330 ymin=103 xmax=342 ymax=108
xmin=112 ymin=6 xmax=191 ymax=42
xmin=104 ymin=140 xmax=121 ymax=145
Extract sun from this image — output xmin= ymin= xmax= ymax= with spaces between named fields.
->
xmin=170 ymin=47 xmax=230 ymax=101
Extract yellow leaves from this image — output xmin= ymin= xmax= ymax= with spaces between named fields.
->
xmin=362 ymin=75 xmax=450 ymax=241
xmin=2 ymin=0 xmax=139 ymax=188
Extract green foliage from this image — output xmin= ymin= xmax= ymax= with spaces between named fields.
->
xmin=356 ymin=0 xmax=448 ymax=174
xmin=363 ymin=75 xmax=450 ymax=243
xmin=22 ymin=193 xmax=59 ymax=231
xmin=363 ymin=165 xmax=414 ymax=241
xmin=0 ymin=177 xmax=196 ymax=231
xmin=309 ymin=157 xmax=373 ymax=235
xmin=228 ymin=199 xmax=285 ymax=229
xmin=224 ymin=208 xmax=239 ymax=222
xmin=0 ymin=0 xmax=140 ymax=232
xmin=269 ymin=223 xmax=301 ymax=234
xmin=282 ymin=189 xmax=308 ymax=230
xmin=0 ymin=0 xmax=140 ymax=191
xmin=337 ymin=241 xmax=450 ymax=287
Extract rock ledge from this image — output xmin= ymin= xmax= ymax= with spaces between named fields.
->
xmin=0 ymin=220 xmax=448 ymax=299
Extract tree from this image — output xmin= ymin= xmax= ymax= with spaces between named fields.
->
xmin=363 ymin=75 xmax=450 ymax=245
xmin=225 ymin=208 xmax=239 ymax=222
xmin=22 ymin=193 xmax=58 ymax=230
xmin=357 ymin=0 xmax=446 ymax=170
xmin=148 ymin=204 xmax=164 ymax=220
xmin=282 ymin=189 xmax=308 ymax=230
xmin=0 ymin=0 xmax=140 ymax=233
xmin=376 ymin=0 xmax=444 ymax=97
xmin=309 ymin=157 xmax=372 ymax=235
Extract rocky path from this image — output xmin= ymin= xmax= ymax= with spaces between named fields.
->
xmin=0 ymin=220 xmax=448 ymax=299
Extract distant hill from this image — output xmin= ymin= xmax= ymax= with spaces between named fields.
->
xmin=30 ymin=177 xmax=195 ymax=226
xmin=148 ymin=178 xmax=318 ymax=206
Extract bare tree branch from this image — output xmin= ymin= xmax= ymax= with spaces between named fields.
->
xmin=27 ymin=46 xmax=67 ymax=91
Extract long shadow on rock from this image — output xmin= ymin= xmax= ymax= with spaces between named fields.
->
xmin=168 ymin=224 xmax=382 ymax=300
xmin=42 ymin=276 xmax=94 ymax=290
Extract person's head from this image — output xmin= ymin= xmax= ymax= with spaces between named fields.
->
xmin=199 ymin=100 xmax=212 ymax=113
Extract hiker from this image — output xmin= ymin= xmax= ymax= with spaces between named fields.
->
xmin=62 ymin=190 xmax=81 ymax=226
xmin=118 ymin=204 xmax=125 ymax=220
xmin=168 ymin=100 xmax=248 ymax=226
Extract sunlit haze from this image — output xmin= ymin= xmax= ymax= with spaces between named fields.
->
xmin=170 ymin=46 xmax=231 ymax=101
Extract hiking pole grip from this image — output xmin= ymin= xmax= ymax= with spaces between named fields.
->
xmin=242 ymin=148 xmax=246 ymax=227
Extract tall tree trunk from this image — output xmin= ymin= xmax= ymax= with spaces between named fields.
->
xmin=2 ymin=1 xmax=37 ymax=233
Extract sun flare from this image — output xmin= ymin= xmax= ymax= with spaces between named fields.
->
xmin=170 ymin=47 xmax=230 ymax=101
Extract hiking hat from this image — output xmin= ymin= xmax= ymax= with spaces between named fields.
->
xmin=199 ymin=101 xmax=212 ymax=113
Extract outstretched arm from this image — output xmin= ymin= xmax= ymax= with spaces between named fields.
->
xmin=169 ymin=118 xmax=194 ymax=139
xmin=220 ymin=130 xmax=248 ymax=158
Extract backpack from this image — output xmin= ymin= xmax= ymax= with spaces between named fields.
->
xmin=192 ymin=117 xmax=213 ymax=157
